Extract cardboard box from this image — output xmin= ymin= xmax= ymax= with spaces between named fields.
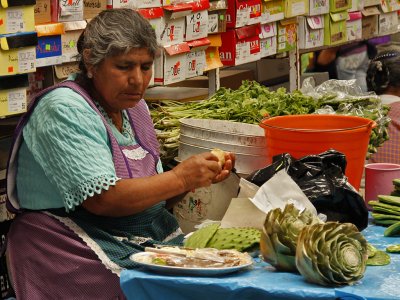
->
xmin=324 ymin=11 xmax=348 ymax=45
xmin=261 ymin=0 xmax=284 ymax=23
xmin=61 ymin=21 xmax=86 ymax=63
xmin=298 ymin=15 xmax=324 ymax=49
xmin=285 ymin=0 xmax=308 ymax=18
xmin=52 ymin=61 xmax=79 ymax=83
xmin=35 ymin=23 xmax=64 ymax=67
xmin=348 ymin=0 xmax=364 ymax=12
xmin=379 ymin=10 xmax=398 ymax=35
xmin=205 ymin=34 xmax=223 ymax=70
xmin=226 ymin=0 xmax=262 ymax=29
xmin=346 ymin=11 xmax=362 ymax=41
xmin=277 ymin=18 xmax=297 ymax=53
xmin=160 ymin=3 xmax=193 ymax=45
xmin=154 ymin=42 xmax=190 ymax=85
xmin=208 ymin=10 xmax=227 ymax=34
xmin=219 ymin=23 xmax=261 ymax=66
xmin=138 ymin=7 xmax=165 ymax=45
xmin=185 ymin=0 xmax=209 ymax=41
xmin=363 ymin=0 xmax=379 ymax=7
xmin=362 ymin=6 xmax=380 ymax=39
xmin=186 ymin=38 xmax=210 ymax=78
xmin=109 ymin=0 xmax=161 ymax=9
xmin=168 ymin=69 xmax=255 ymax=90
xmin=0 ymin=74 xmax=28 ymax=118
xmin=208 ymin=0 xmax=227 ymax=34
xmin=34 ymin=0 xmax=52 ymax=24
xmin=0 ymin=31 xmax=37 ymax=76
xmin=259 ymin=22 xmax=277 ymax=57
xmin=83 ymin=0 xmax=107 ymax=20
xmin=0 ymin=2 xmax=35 ymax=34
xmin=329 ymin=0 xmax=350 ymax=12
xmin=308 ymin=0 xmax=329 ymax=15
xmin=51 ymin=0 xmax=84 ymax=22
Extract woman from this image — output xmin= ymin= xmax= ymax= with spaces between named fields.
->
xmin=6 ymin=9 xmax=235 ymax=299
xmin=367 ymin=42 xmax=400 ymax=164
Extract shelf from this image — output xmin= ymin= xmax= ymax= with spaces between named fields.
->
xmin=299 ymin=33 xmax=397 ymax=54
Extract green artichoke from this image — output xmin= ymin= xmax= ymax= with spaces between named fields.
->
xmin=260 ymin=203 xmax=321 ymax=272
xmin=296 ymin=222 xmax=368 ymax=286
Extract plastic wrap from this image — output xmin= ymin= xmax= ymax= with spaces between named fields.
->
xmin=301 ymin=78 xmax=391 ymax=157
xmin=246 ymin=150 xmax=369 ymax=231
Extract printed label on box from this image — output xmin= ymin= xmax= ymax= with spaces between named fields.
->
xmin=260 ymin=37 xmax=277 ymax=57
xmin=292 ymin=1 xmax=306 ymax=15
xmin=186 ymin=10 xmax=208 ymax=41
xmin=59 ymin=0 xmax=84 ymax=21
xmin=18 ymin=49 xmax=36 ymax=73
xmin=236 ymin=7 xmax=250 ymax=27
xmin=8 ymin=88 xmax=26 ymax=113
xmin=6 ymin=8 xmax=25 ymax=33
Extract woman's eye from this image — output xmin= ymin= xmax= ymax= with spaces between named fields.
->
xmin=142 ymin=65 xmax=152 ymax=71
xmin=116 ymin=65 xmax=129 ymax=70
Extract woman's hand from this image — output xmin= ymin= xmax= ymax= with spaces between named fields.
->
xmin=212 ymin=152 xmax=235 ymax=183
xmin=172 ymin=151 xmax=235 ymax=192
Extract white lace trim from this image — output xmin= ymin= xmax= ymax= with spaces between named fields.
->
xmin=122 ymin=147 xmax=148 ymax=160
xmin=64 ymin=175 xmax=120 ymax=212
xmin=163 ymin=227 xmax=184 ymax=242
xmin=44 ymin=212 xmax=123 ymax=276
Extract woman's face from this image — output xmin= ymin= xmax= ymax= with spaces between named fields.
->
xmin=90 ymin=48 xmax=154 ymax=112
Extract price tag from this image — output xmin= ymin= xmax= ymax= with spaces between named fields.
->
xmin=8 ymin=89 xmax=26 ymax=113
xmin=18 ymin=49 xmax=36 ymax=73
xmin=6 ymin=9 xmax=24 ymax=33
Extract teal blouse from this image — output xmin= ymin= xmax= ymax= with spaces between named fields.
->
xmin=16 ymin=85 xmax=163 ymax=212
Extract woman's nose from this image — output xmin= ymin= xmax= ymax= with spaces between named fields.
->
xmin=128 ymin=68 xmax=143 ymax=86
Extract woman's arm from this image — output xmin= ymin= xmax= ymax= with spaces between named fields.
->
xmin=82 ymin=152 xmax=235 ymax=217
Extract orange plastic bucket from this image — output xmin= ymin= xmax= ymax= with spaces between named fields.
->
xmin=260 ymin=114 xmax=377 ymax=190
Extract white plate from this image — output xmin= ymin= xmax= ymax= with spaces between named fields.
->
xmin=130 ymin=252 xmax=253 ymax=276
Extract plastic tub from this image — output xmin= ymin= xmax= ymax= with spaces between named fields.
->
xmin=260 ymin=114 xmax=376 ymax=190
xmin=365 ymin=163 xmax=400 ymax=209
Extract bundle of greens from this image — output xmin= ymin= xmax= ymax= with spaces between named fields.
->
xmin=370 ymin=191 xmax=400 ymax=237
xmin=149 ymin=80 xmax=390 ymax=163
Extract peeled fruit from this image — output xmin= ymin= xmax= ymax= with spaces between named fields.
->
xmin=211 ymin=148 xmax=226 ymax=167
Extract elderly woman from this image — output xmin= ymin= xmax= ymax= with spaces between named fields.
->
xmin=367 ymin=42 xmax=400 ymax=164
xmin=6 ymin=9 xmax=235 ymax=299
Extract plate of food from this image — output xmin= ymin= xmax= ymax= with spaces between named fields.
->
xmin=130 ymin=247 xmax=253 ymax=276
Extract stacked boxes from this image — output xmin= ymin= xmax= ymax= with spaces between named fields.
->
xmin=0 ymin=0 xmax=38 ymax=117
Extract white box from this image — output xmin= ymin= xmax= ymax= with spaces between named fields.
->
xmin=111 ymin=0 xmax=161 ymax=9
xmin=379 ymin=11 xmax=398 ymax=35
xmin=298 ymin=15 xmax=324 ymax=49
xmin=185 ymin=9 xmax=209 ymax=41
xmin=61 ymin=21 xmax=87 ymax=63
xmin=308 ymin=0 xmax=329 ymax=15
xmin=186 ymin=38 xmax=210 ymax=78
xmin=347 ymin=11 xmax=362 ymax=41
xmin=154 ymin=42 xmax=190 ymax=85
xmin=259 ymin=22 xmax=277 ymax=57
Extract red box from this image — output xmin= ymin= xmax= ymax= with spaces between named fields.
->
xmin=226 ymin=0 xmax=262 ymax=29
xmin=219 ymin=23 xmax=261 ymax=66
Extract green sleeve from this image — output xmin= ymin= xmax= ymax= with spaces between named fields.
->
xmin=22 ymin=87 xmax=119 ymax=211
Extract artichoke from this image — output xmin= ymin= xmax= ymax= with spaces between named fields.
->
xmin=260 ymin=203 xmax=321 ymax=272
xmin=296 ymin=222 xmax=368 ymax=286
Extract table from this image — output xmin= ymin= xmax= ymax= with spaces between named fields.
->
xmin=120 ymin=222 xmax=400 ymax=300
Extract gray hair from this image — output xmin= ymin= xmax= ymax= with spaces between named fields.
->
xmin=367 ymin=42 xmax=400 ymax=94
xmin=77 ymin=8 xmax=159 ymax=73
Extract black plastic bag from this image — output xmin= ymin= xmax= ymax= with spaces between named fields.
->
xmin=246 ymin=149 xmax=369 ymax=231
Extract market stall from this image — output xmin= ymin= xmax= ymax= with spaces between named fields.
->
xmin=120 ymin=221 xmax=400 ymax=300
